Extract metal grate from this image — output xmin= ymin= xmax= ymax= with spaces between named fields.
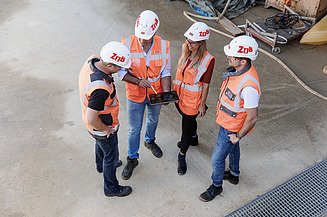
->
xmin=227 ymin=159 xmax=327 ymax=217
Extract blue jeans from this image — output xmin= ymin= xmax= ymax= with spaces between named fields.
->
xmin=211 ymin=126 xmax=240 ymax=187
xmin=127 ymin=98 xmax=162 ymax=159
xmin=95 ymin=132 xmax=120 ymax=194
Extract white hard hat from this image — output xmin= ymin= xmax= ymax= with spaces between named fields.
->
xmin=184 ymin=22 xmax=210 ymax=42
xmin=100 ymin=41 xmax=131 ymax=68
xmin=135 ymin=10 xmax=160 ymax=40
xmin=224 ymin=35 xmax=259 ymax=61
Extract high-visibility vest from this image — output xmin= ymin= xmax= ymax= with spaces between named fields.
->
xmin=79 ymin=56 xmax=119 ymax=137
xmin=216 ymin=65 xmax=260 ymax=132
xmin=173 ymin=50 xmax=214 ymax=115
xmin=122 ymin=35 xmax=170 ymax=103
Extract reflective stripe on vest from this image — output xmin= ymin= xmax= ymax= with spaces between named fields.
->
xmin=148 ymin=75 xmax=161 ymax=83
xmin=195 ymin=53 xmax=212 ymax=82
xmin=174 ymin=80 xmax=203 ymax=92
xmin=160 ymin=39 xmax=167 ymax=74
xmin=84 ymin=80 xmax=113 ymax=94
xmin=130 ymin=53 xmax=144 ymax=59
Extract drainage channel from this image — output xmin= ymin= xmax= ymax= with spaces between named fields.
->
xmin=227 ymin=159 xmax=327 ymax=217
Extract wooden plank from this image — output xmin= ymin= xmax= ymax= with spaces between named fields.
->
xmin=215 ymin=11 xmax=244 ymax=36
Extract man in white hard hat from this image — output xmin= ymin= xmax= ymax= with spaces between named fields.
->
xmin=118 ymin=10 xmax=171 ymax=180
xmin=199 ymin=35 xmax=261 ymax=202
xmin=79 ymin=41 xmax=132 ymax=197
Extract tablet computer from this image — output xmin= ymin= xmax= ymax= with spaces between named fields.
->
xmin=149 ymin=91 xmax=179 ymax=105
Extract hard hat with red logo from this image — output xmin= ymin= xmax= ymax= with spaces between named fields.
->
xmin=100 ymin=41 xmax=131 ymax=68
xmin=184 ymin=22 xmax=210 ymax=42
xmin=135 ymin=10 xmax=160 ymax=40
xmin=224 ymin=35 xmax=259 ymax=61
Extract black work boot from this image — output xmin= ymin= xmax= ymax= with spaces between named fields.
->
xmin=105 ymin=185 xmax=132 ymax=197
xmin=223 ymin=170 xmax=239 ymax=185
xmin=121 ymin=157 xmax=138 ymax=180
xmin=199 ymin=184 xmax=223 ymax=202
xmin=144 ymin=141 xmax=163 ymax=158
xmin=177 ymin=153 xmax=187 ymax=175
xmin=190 ymin=134 xmax=198 ymax=146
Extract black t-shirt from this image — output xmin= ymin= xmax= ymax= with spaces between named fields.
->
xmin=87 ymin=58 xmax=113 ymax=111
xmin=88 ymin=89 xmax=109 ymax=111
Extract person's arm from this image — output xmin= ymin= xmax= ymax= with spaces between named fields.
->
xmin=198 ymin=83 xmax=209 ymax=116
xmin=117 ymin=68 xmax=128 ymax=80
xmin=229 ymin=86 xmax=259 ymax=144
xmin=85 ymin=108 xmax=115 ymax=135
xmin=122 ymin=69 xmax=151 ymax=88
xmin=228 ymin=107 xmax=258 ymax=144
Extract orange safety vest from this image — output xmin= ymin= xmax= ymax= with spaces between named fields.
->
xmin=173 ymin=50 xmax=214 ymax=115
xmin=122 ymin=35 xmax=170 ymax=103
xmin=79 ymin=56 xmax=119 ymax=137
xmin=216 ymin=65 xmax=260 ymax=132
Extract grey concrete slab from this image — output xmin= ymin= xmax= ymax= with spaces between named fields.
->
xmin=0 ymin=0 xmax=326 ymax=217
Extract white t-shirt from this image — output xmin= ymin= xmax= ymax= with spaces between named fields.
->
xmin=240 ymin=86 xmax=260 ymax=108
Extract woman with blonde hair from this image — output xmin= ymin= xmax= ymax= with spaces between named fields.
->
xmin=174 ymin=22 xmax=215 ymax=175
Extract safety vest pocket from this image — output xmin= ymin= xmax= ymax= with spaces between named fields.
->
xmin=154 ymin=59 xmax=162 ymax=67
xmin=181 ymin=89 xmax=201 ymax=109
xmin=219 ymin=104 xmax=237 ymax=118
xmin=183 ymin=68 xmax=197 ymax=85
xmin=126 ymin=83 xmax=140 ymax=97
xmin=146 ymin=60 xmax=161 ymax=79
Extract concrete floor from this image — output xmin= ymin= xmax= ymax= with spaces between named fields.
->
xmin=1 ymin=0 xmax=326 ymax=216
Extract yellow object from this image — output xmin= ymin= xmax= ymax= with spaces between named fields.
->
xmin=323 ymin=65 xmax=327 ymax=74
xmin=300 ymin=15 xmax=327 ymax=45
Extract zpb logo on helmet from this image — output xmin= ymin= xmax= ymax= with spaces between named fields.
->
xmin=151 ymin=18 xmax=159 ymax=31
xmin=199 ymin=29 xmax=209 ymax=37
xmin=237 ymin=46 xmax=253 ymax=54
xmin=110 ymin=53 xmax=125 ymax=62
xmin=136 ymin=16 xmax=140 ymax=27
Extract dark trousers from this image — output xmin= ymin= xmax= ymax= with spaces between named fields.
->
xmin=94 ymin=132 xmax=120 ymax=194
xmin=175 ymin=103 xmax=198 ymax=154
